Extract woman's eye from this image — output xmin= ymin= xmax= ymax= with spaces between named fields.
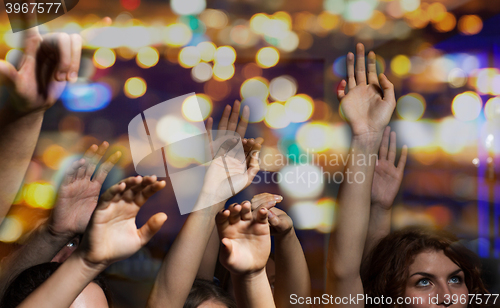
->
xmin=416 ymin=279 xmax=430 ymax=287
xmin=449 ymin=276 xmax=462 ymax=284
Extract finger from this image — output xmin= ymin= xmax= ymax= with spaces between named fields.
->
xmin=141 ymin=180 xmax=167 ymax=200
xmin=0 ymin=60 xmax=18 ymax=84
xmin=355 ymin=43 xmax=367 ymax=85
xmin=77 ymin=144 xmax=98 ymax=179
xmin=221 ymin=238 xmax=233 ymax=255
xmin=131 ymin=175 xmax=156 ymax=194
xmin=216 ymin=209 xmax=231 ymax=232
xmin=68 ymin=34 xmax=82 ymax=82
xmin=121 ymin=176 xmax=143 ymax=189
xmin=254 ymin=137 xmax=264 ymax=145
xmin=19 ymin=0 xmax=42 ymax=61
xmin=268 ymin=208 xmax=281 ymax=227
xmin=93 ymin=151 xmax=122 ymax=184
xmin=346 ymin=52 xmax=356 ymax=90
xmin=367 ymin=51 xmax=378 ymax=85
xmin=255 ymin=207 xmax=269 ymax=224
xmin=251 ymin=193 xmax=273 ymax=203
xmin=379 ymin=74 xmax=395 ymax=104
xmin=100 ymin=182 xmax=126 ymax=203
xmin=86 ymin=141 xmax=109 ymax=178
xmin=216 ymin=105 xmax=231 ymax=138
xmin=337 ymin=80 xmax=346 ymax=101
xmin=379 ymin=126 xmax=390 ymax=160
xmin=52 ymin=33 xmax=72 ymax=81
xmin=227 ymin=100 xmax=241 ymax=132
xmin=228 ymin=203 xmax=242 ymax=224
xmin=246 ymin=148 xmax=261 ymax=185
xmin=240 ymin=201 xmax=252 ymax=220
xmin=63 ymin=158 xmax=85 ymax=185
xmin=397 ymin=145 xmax=408 ymax=172
xmin=138 ymin=213 xmax=168 ymax=246
xmin=388 ymin=131 xmax=397 ymax=164
xmin=236 ymin=104 xmax=249 ymax=138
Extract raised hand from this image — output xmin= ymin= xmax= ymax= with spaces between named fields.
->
xmin=0 ymin=23 xmax=82 ymax=114
xmin=78 ymin=176 xmax=167 ymax=269
xmin=216 ymin=202 xmax=271 ymax=275
xmin=337 ymin=43 xmax=396 ymax=137
xmin=371 ymin=127 xmax=408 ymax=210
xmin=48 ymin=142 xmax=121 ymax=238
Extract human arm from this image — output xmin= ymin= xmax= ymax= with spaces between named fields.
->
xmin=147 ymin=101 xmax=262 ymax=308
xmin=326 ymin=43 xmax=396 ymax=306
xmin=0 ymin=18 xmax=81 ymax=222
xmin=16 ymin=175 xmax=167 ymax=308
xmin=0 ymin=142 xmax=120 ymax=297
xmin=363 ymin=127 xmax=407 ymax=261
xmin=217 ymin=202 xmax=275 ymax=308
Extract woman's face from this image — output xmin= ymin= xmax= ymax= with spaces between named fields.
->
xmin=404 ymin=250 xmax=468 ymax=308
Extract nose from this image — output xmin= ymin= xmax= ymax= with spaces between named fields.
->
xmin=436 ymin=284 xmax=453 ymax=307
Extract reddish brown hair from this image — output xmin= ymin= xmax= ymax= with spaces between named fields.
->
xmin=362 ymin=227 xmax=489 ymax=308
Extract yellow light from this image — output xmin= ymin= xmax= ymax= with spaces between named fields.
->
xmin=475 ymin=68 xmax=500 ymax=95
xmin=434 ymin=12 xmax=456 ymax=33
xmin=4 ymin=48 xmax=22 ymax=65
xmin=391 ymin=55 xmax=411 ymax=77
xmin=400 ymin=0 xmax=420 ymax=12
xmin=273 ymin=11 xmax=292 ymax=30
xmin=182 ymin=94 xmax=212 ymax=122
xmin=427 ymin=2 xmax=447 ymax=22
xmin=241 ymin=77 xmax=269 ymax=101
xmin=179 ymin=46 xmax=201 ymax=68
xmin=296 ymin=121 xmax=333 ymax=152
xmin=164 ymin=23 xmax=192 ymax=47
xmin=318 ymin=11 xmax=341 ymax=30
xmin=213 ymin=64 xmax=235 ymax=81
xmin=136 ymin=46 xmax=159 ymax=69
xmin=285 ymin=94 xmax=314 ymax=123
xmin=191 ymin=62 xmax=213 ymax=83
xmin=269 ymin=76 xmax=297 ymax=101
xmin=0 ymin=216 xmax=23 ymax=243
xmin=368 ymin=10 xmax=386 ymax=29
xmin=200 ymin=9 xmax=228 ymax=29
xmin=214 ymin=46 xmax=236 ymax=66
xmin=256 ymin=47 xmax=280 ymax=68
xmin=279 ymin=165 xmax=324 ymax=200
xmin=316 ymin=198 xmax=336 ymax=233
xmin=438 ymin=117 xmax=475 ymax=154
xmin=484 ymin=97 xmax=500 ymax=121
xmin=288 ymin=201 xmax=323 ymax=229
xmin=93 ymin=48 xmax=116 ymax=69
xmin=278 ymin=31 xmax=299 ymax=53
xmin=250 ymin=13 xmax=270 ymax=34
xmin=197 ymin=41 xmax=217 ymax=62
xmin=24 ymin=182 xmax=56 ymax=209
xmin=124 ymin=77 xmax=147 ymax=98
xmin=458 ymin=15 xmax=482 ymax=36
xmin=452 ymin=91 xmax=482 ymax=122
xmin=448 ymin=68 xmax=468 ymax=88
xmin=43 ymin=144 xmax=67 ymax=170
xmin=264 ymin=102 xmax=290 ymax=129
xmin=396 ymin=93 xmax=426 ymax=121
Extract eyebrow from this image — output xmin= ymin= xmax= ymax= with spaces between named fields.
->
xmin=409 ymin=269 xmax=463 ymax=278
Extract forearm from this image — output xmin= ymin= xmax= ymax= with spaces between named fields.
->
xmin=327 ymin=134 xmax=381 ymax=286
xmin=363 ymin=205 xmax=391 ymax=262
xmin=197 ymin=225 xmax=219 ymax=280
xmin=233 ymin=270 xmax=275 ymax=308
xmin=0 ymin=224 xmax=72 ymax=297
xmin=274 ymin=229 xmax=310 ymax=308
xmin=148 ymin=195 xmax=224 ymax=308
xmin=0 ymin=106 xmax=44 ymax=221
xmin=17 ymin=252 xmax=103 ymax=308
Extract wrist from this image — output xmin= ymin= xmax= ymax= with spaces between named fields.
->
xmin=231 ymin=267 xmax=267 ymax=282
xmin=71 ymin=249 xmax=108 ymax=274
xmin=274 ymin=226 xmax=295 ymax=241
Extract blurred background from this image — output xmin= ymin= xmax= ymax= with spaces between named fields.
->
xmin=1 ymin=0 xmax=500 ymax=306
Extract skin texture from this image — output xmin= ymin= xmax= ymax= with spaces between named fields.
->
xmin=404 ymin=250 xmax=468 ymax=308
xmin=197 ymin=299 xmax=229 ymax=308
xmin=326 ymin=43 xmax=397 ymax=308
xmin=69 ymin=282 xmax=108 ymax=308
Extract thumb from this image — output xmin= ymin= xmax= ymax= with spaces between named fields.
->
xmin=268 ymin=208 xmax=281 ymax=227
xmin=0 ymin=60 xmax=18 ymax=85
xmin=221 ymin=238 xmax=233 ymax=255
xmin=138 ymin=213 xmax=167 ymax=246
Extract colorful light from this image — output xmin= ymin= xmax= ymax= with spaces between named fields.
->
xmin=213 ymin=64 xmax=235 ymax=81
xmin=179 ymin=46 xmax=201 ymax=68
xmin=171 ymin=0 xmax=206 ymax=16
xmin=197 ymin=41 xmax=217 ymax=62
xmin=191 ymin=62 xmax=213 ymax=82
xmin=240 ymin=97 xmax=267 ymax=123
xmin=458 ymin=15 xmax=483 ymax=36
xmin=241 ymin=77 xmax=269 ymax=101
xmin=269 ymin=76 xmax=297 ymax=101
xmin=264 ymin=102 xmax=290 ymax=129
xmin=296 ymin=122 xmax=332 ymax=152
xmin=391 ymin=55 xmax=411 ymax=77
xmin=256 ymin=47 xmax=280 ymax=68
xmin=61 ymin=83 xmax=112 ymax=112
xmin=0 ymin=216 xmax=23 ymax=243
xmin=136 ymin=46 xmax=159 ymax=69
xmin=396 ymin=93 xmax=426 ymax=121
xmin=214 ymin=46 xmax=236 ymax=66
xmin=43 ymin=145 xmax=67 ymax=170
xmin=182 ymin=94 xmax=212 ymax=121
xmin=124 ymin=77 xmax=147 ymax=98
xmin=485 ymin=97 xmax=500 ymax=121
xmin=93 ymin=48 xmax=116 ymax=69
xmin=285 ymin=94 xmax=314 ymax=123
xmin=164 ymin=23 xmax=192 ymax=47
xmin=452 ymin=91 xmax=482 ymax=122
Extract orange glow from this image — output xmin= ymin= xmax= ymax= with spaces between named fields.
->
xmin=433 ymin=12 xmax=456 ymax=33
xmin=458 ymin=15 xmax=483 ymax=36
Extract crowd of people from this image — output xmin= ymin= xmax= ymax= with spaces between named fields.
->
xmin=0 ymin=15 xmax=492 ymax=308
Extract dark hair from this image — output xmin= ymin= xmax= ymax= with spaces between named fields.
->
xmin=184 ymin=279 xmax=236 ymax=308
xmin=1 ymin=262 xmax=112 ymax=308
xmin=362 ymin=227 xmax=489 ymax=308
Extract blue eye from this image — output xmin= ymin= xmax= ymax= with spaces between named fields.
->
xmin=416 ymin=279 xmax=430 ymax=287
xmin=449 ymin=276 xmax=462 ymax=284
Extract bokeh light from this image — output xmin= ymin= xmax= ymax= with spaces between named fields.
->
xmin=124 ymin=77 xmax=147 ymax=98
xmin=396 ymin=93 xmax=426 ymax=121
xmin=197 ymin=41 xmax=216 ymax=62
xmin=4 ymin=48 xmax=22 ymax=65
xmin=448 ymin=68 xmax=468 ymax=88
xmin=93 ymin=48 xmax=116 ymax=69
xmin=256 ymin=47 xmax=280 ymax=68
xmin=285 ymin=94 xmax=314 ymax=123
xmin=24 ymin=182 xmax=56 ymax=209
xmin=400 ymin=0 xmax=420 ymax=12
xmin=214 ymin=46 xmax=236 ymax=66
xmin=296 ymin=122 xmax=333 ymax=152
xmin=136 ymin=46 xmax=159 ymax=69
xmin=343 ymin=0 xmax=377 ymax=22
xmin=240 ymin=97 xmax=267 ymax=123
xmin=212 ymin=64 xmax=235 ymax=81
xmin=200 ymin=9 xmax=228 ymax=29
xmin=269 ymin=76 xmax=297 ymax=101
xmin=434 ymin=12 xmax=456 ymax=32
xmin=171 ymin=0 xmax=206 ymax=16
xmin=61 ymin=83 xmax=112 ymax=112
xmin=264 ymin=102 xmax=290 ymax=129
xmin=0 ymin=216 xmax=23 ymax=243
xmin=240 ymin=77 xmax=269 ymax=101
xmin=484 ymin=97 xmax=500 ymax=121
xmin=43 ymin=144 xmax=67 ymax=170
xmin=164 ymin=23 xmax=192 ymax=47
xmin=458 ymin=15 xmax=483 ymax=36
xmin=391 ymin=55 xmax=411 ymax=77
xmin=182 ymin=94 xmax=212 ymax=121
xmin=278 ymin=165 xmax=324 ymax=199
xmin=191 ymin=62 xmax=213 ymax=82
xmin=452 ymin=91 xmax=482 ymax=122
xmin=179 ymin=46 xmax=201 ymax=68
